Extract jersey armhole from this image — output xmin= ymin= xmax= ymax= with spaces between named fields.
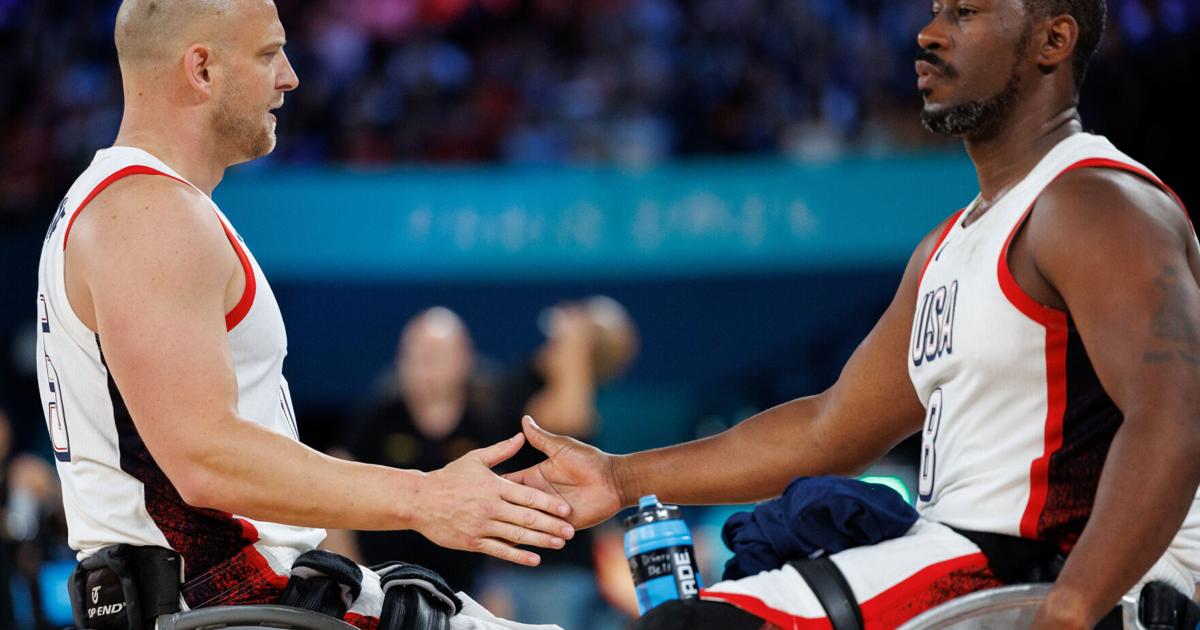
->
xmin=996 ymin=157 xmax=1191 ymax=326
xmin=62 ymin=166 xmax=255 ymax=332
xmin=219 ymin=222 xmax=256 ymax=331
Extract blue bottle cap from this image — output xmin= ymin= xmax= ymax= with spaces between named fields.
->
xmin=638 ymin=495 xmax=660 ymax=510
xmin=624 ymin=494 xmax=682 ymax=529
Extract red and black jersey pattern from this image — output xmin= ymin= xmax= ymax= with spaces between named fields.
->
xmin=97 ymin=336 xmax=287 ymax=608
xmin=1033 ymin=320 xmax=1123 ymax=553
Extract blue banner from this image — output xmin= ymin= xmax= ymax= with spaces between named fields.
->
xmin=216 ymin=153 xmax=978 ymax=280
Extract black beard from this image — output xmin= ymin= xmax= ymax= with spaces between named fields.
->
xmin=921 ymin=73 xmax=1020 ymax=140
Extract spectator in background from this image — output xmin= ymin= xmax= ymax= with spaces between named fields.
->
xmin=0 ymin=405 xmax=64 ymax=629
xmin=327 ymin=298 xmax=637 ymax=625
xmin=0 ymin=407 xmax=12 ymax=628
xmin=326 ymin=307 xmax=503 ymax=592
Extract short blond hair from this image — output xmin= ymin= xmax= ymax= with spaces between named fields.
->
xmin=114 ymin=0 xmax=236 ymax=71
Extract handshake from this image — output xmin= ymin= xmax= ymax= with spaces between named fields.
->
xmin=410 ymin=415 xmax=625 ymax=567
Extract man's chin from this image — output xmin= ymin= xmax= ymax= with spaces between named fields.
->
xmin=251 ymin=129 xmax=278 ymax=159
xmin=920 ymin=105 xmax=970 ymax=137
xmin=228 ymin=135 xmax=277 ymax=166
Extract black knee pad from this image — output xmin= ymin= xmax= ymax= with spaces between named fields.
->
xmin=1138 ymin=581 xmax=1200 ymax=630
xmin=632 ymin=599 xmax=768 ymax=630
xmin=278 ymin=549 xmax=364 ymax=619
xmin=379 ymin=586 xmax=451 ymax=630
xmin=374 ymin=561 xmax=460 ymax=630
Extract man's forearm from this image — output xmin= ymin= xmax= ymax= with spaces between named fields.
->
xmin=1047 ymin=410 xmax=1200 ymax=624
xmin=612 ymin=395 xmax=861 ymax=507
xmin=172 ymin=415 xmax=420 ymax=531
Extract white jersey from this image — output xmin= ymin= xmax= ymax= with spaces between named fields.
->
xmin=36 ymin=146 xmax=324 ymax=607
xmin=908 ymin=132 xmax=1200 ymax=579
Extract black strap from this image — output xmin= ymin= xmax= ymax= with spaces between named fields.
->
xmin=789 ymin=557 xmax=863 ymax=630
xmin=1139 ymin=581 xmax=1200 ymax=630
xmin=127 ymin=546 xmax=183 ymax=620
xmin=70 ymin=544 xmax=182 ymax=630
xmin=950 ymin=528 xmax=1063 ymax=584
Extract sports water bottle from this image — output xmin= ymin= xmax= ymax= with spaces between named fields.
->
xmin=623 ymin=494 xmax=703 ymax=615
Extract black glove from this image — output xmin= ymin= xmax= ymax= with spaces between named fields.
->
xmin=279 ymin=549 xmax=364 ymax=619
xmin=372 ymin=561 xmax=462 ymax=630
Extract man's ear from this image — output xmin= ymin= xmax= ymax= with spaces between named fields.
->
xmin=183 ymin=44 xmax=216 ymax=99
xmin=1036 ymin=14 xmax=1079 ymax=71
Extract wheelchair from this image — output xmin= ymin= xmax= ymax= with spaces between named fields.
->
xmin=73 ymin=604 xmax=360 ymax=630
xmin=148 ymin=605 xmax=358 ymax=630
xmin=897 ymin=581 xmax=1198 ymax=630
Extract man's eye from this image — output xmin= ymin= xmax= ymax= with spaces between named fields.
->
xmin=957 ymin=6 xmax=978 ymax=17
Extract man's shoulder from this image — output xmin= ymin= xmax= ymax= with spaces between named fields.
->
xmin=908 ymin=210 xmax=964 ymax=271
xmin=1030 ymin=166 xmax=1191 ymax=248
xmin=85 ymin=172 xmax=210 ymax=222
xmin=69 ymin=173 xmax=228 ymax=260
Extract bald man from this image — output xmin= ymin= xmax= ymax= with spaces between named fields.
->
xmin=35 ymin=2 xmax=572 ymax=628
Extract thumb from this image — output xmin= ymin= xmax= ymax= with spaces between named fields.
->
xmin=522 ymin=415 xmax=563 ymax=455
xmin=474 ymin=433 xmax=526 ymax=468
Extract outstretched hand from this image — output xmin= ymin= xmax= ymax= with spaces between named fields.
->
xmin=412 ymin=433 xmax=576 ymax=567
xmin=503 ymin=416 xmax=626 ymax=530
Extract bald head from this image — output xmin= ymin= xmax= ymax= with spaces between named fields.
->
xmin=115 ymin=0 xmax=239 ymax=73
xmin=112 ymin=0 xmax=297 ymax=169
xmin=398 ymin=308 xmax=476 ymax=401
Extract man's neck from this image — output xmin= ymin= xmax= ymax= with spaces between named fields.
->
xmin=964 ymin=96 xmax=1082 ymax=204
xmin=113 ymin=112 xmax=226 ymax=196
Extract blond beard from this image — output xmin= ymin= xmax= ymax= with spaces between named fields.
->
xmin=211 ymin=83 xmax=275 ymax=164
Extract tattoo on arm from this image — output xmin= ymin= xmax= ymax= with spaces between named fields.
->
xmin=1145 ymin=266 xmax=1200 ymax=366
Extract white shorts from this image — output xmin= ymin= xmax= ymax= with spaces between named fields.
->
xmin=700 ymin=518 xmax=1000 ymax=629
xmin=701 ymin=516 xmax=1200 ymax=629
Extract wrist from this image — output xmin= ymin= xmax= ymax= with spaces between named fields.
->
xmin=1042 ymin=584 xmax=1101 ymax=629
xmin=392 ymin=468 xmax=429 ymax=531
xmin=610 ymin=454 xmax=638 ymax=507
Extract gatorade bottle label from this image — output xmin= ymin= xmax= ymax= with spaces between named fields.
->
xmin=624 ymin=495 xmax=703 ymax=615
xmin=628 ymin=545 xmax=701 ymax=597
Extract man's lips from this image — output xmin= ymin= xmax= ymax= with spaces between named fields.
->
xmin=916 ymin=60 xmax=944 ymax=91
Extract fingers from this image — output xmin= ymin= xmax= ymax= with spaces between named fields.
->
xmin=470 ymin=538 xmax=541 ymax=567
xmin=503 ymin=466 xmax=554 ymax=496
xmin=485 ymin=519 xmax=567 ymax=553
xmin=493 ymin=501 xmax=575 ymax=545
xmin=522 ymin=415 xmax=563 ymax=456
xmin=473 ymin=433 xmax=525 ymax=468
xmin=500 ymin=477 xmax=571 ymax=518
xmin=502 ymin=469 xmax=524 ymax=484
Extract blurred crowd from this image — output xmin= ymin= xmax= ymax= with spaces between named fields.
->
xmin=2 ymin=0 xmax=1197 ymax=223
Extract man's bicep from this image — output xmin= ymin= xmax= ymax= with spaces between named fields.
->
xmin=82 ymin=186 xmax=241 ymax=478
xmin=1034 ymin=172 xmax=1200 ymax=414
